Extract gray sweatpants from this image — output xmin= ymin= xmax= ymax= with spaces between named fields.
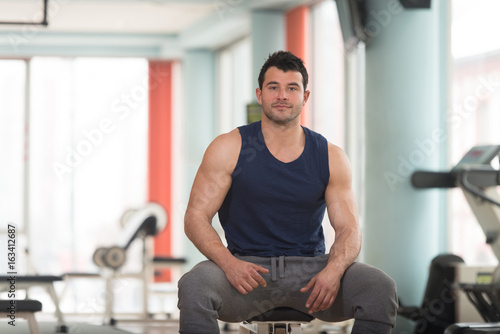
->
xmin=177 ymin=254 xmax=398 ymax=333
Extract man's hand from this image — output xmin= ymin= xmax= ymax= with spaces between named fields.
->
xmin=300 ymin=267 xmax=341 ymax=314
xmin=222 ymin=258 xmax=269 ymax=295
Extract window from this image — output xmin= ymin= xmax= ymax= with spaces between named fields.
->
xmin=0 ymin=60 xmax=27 ymax=274
xmin=30 ymin=57 xmax=149 ymax=274
xmin=216 ymin=37 xmax=252 ymax=134
xmin=449 ymin=0 xmax=500 ymax=265
xmin=0 ymin=60 xmax=26 ymax=230
xmin=311 ymin=0 xmax=349 ymax=248
xmin=310 ymin=0 xmax=346 ymax=148
xmin=0 ymin=57 xmax=149 ymax=313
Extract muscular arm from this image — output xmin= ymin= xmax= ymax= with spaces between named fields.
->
xmin=301 ymin=143 xmax=362 ymax=313
xmin=324 ymin=144 xmax=362 ymax=272
xmin=184 ymin=129 xmax=268 ymax=294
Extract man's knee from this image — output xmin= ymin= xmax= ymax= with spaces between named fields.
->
xmin=345 ymin=263 xmax=398 ymax=326
xmin=177 ymin=261 xmax=226 ymax=333
xmin=347 ymin=263 xmax=396 ymax=297
xmin=179 ymin=260 xmax=227 ymax=293
xmin=178 ymin=260 xmax=228 ymax=307
xmin=368 ymin=266 xmax=397 ymax=299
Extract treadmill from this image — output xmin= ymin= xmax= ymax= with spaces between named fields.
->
xmin=412 ymin=145 xmax=500 ymax=333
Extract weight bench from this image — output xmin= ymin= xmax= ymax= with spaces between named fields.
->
xmin=0 ymin=299 xmax=42 ymax=334
xmin=0 ymin=275 xmax=67 ymax=332
xmin=88 ymin=202 xmax=186 ymax=324
xmin=239 ymin=307 xmax=314 ymax=334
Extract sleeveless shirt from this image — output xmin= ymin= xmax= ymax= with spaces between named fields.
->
xmin=218 ymin=121 xmax=330 ymax=257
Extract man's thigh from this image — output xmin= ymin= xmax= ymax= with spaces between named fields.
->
xmin=180 ymin=255 xmax=373 ymax=322
xmin=217 ymin=256 xmax=318 ymax=322
xmin=177 ymin=258 xmax=286 ymax=323
xmin=315 ymin=262 xmax=397 ymax=324
xmin=220 ymin=255 xmax=329 ymax=320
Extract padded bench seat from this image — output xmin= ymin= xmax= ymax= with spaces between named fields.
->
xmin=0 ymin=275 xmax=67 ymax=332
xmin=0 ymin=299 xmax=42 ymax=334
xmin=0 ymin=299 xmax=42 ymax=312
xmin=152 ymin=256 xmax=187 ymax=266
xmin=247 ymin=307 xmax=314 ymax=323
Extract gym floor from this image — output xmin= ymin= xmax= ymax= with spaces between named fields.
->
xmin=117 ymin=319 xmax=353 ymax=334
xmin=19 ymin=314 xmax=353 ymax=334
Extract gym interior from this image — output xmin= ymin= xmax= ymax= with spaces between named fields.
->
xmin=1 ymin=0 xmax=500 ymax=333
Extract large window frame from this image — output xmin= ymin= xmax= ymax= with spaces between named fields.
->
xmin=0 ymin=56 xmax=150 ymax=314
xmin=448 ymin=0 xmax=500 ymax=266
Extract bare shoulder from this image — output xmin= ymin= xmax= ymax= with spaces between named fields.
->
xmin=327 ymin=142 xmax=353 ymax=183
xmin=203 ymin=128 xmax=241 ymax=174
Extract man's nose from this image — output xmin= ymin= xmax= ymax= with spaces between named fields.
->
xmin=277 ymin=89 xmax=288 ymax=100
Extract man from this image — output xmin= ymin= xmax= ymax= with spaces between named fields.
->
xmin=178 ymin=51 xmax=398 ymax=333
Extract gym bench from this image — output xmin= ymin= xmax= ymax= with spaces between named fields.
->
xmin=240 ymin=307 xmax=314 ymax=334
xmin=0 ymin=299 xmax=42 ymax=334
xmin=0 ymin=275 xmax=67 ymax=332
xmin=87 ymin=202 xmax=186 ymax=324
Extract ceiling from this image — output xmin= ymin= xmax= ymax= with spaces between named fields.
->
xmin=0 ymin=0 xmax=317 ymax=34
xmin=0 ymin=1 xmax=217 ymax=33
xmin=0 ymin=0 xmax=320 ymax=58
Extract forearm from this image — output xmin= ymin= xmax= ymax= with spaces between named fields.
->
xmin=326 ymin=225 xmax=361 ymax=274
xmin=184 ymin=210 xmax=235 ymax=271
xmin=185 ymin=210 xmax=269 ymax=295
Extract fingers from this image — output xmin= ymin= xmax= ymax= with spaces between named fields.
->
xmin=253 ymin=264 xmax=269 ymax=288
xmin=301 ymin=276 xmax=338 ymax=314
xmin=235 ymin=285 xmax=248 ymax=295
xmin=307 ymin=290 xmax=334 ymax=313
xmin=229 ymin=262 xmax=269 ymax=295
xmin=304 ymin=285 xmax=320 ymax=310
xmin=237 ymin=279 xmax=259 ymax=295
xmin=300 ymin=278 xmax=314 ymax=293
xmin=305 ymin=288 xmax=334 ymax=313
xmin=234 ymin=279 xmax=257 ymax=295
xmin=255 ymin=264 xmax=270 ymax=274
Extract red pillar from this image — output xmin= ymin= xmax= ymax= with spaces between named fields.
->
xmin=286 ymin=6 xmax=310 ymax=127
xmin=148 ymin=61 xmax=173 ymax=282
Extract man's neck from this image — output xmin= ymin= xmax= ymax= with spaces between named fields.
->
xmin=261 ymin=117 xmax=305 ymax=163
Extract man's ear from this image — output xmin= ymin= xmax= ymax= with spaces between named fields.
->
xmin=256 ymin=88 xmax=263 ymax=105
xmin=303 ymin=90 xmax=311 ymax=105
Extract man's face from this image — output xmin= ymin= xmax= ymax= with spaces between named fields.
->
xmin=256 ymin=66 xmax=310 ymax=126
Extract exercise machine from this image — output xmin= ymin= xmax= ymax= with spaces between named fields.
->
xmin=398 ymin=254 xmax=466 ymax=333
xmin=65 ymin=202 xmax=186 ymax=325
xmin=412 ymin=145 xmax=500 ymax=333
xmin=0 ymin=202 xmax=185 ymax=330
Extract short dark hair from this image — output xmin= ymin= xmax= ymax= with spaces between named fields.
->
xmin=258 ymin=51 xmax=308 ymax=91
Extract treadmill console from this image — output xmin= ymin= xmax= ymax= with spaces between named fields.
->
xmin=453 ymin=145 xmax=500 ymax=171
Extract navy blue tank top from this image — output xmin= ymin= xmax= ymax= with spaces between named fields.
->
xmin=218 ymin=121 xmax=330 ymax=257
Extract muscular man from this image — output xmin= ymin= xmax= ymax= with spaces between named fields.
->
xmin=178 ymin=51 xmax=398 ymax=333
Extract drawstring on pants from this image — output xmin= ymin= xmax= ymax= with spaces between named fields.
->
xmin=270 ymin=256 xmax=286 ymax=282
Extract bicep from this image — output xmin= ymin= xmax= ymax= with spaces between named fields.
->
xmin=185 ymin=132 xmax=239 ymax=223
xmin=324 ymin=145 xmax=359 ymax=232
xmin=186 ymin=158 xmax=233 ymax=221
